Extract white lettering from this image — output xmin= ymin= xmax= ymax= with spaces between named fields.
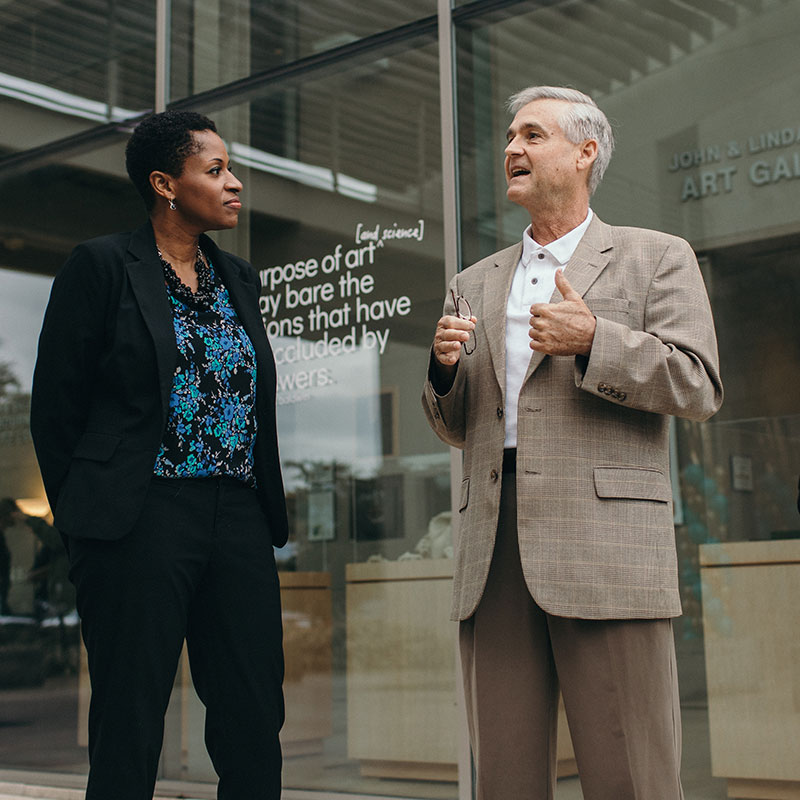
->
xmin=680 ymin=167 xmax=737 ymax=201
xmin=748 ymin=151 xmax=800 ymax=185
xmin=680 ymin=175 xmax=700 ymax=202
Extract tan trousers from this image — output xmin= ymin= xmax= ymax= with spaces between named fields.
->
xmin=459 ymin=478 xmax=684 ymax=800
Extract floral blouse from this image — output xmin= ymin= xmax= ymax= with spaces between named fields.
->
xmin=153 ymin=255 xmax=257 ymax=486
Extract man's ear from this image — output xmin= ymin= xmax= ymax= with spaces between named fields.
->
xmin=577 ymin=139 xmax=598 ymax=174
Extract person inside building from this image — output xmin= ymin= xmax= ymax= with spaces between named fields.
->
xmin=30 ymin=110 xmax=288 ymax=800
xmin=422 ymin=86 xmax=723 ymax=798
xmin=0 ymin=497 xmax=23 ymax=615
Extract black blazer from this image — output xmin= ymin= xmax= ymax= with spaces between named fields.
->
xmin=30 ymin=221 xmax=289 ymax=546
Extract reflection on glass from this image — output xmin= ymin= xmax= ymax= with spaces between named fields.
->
xmin=259 ymin=42 xmax=455 ymax=798
xmin=156 ymin=41 xmax=458 ymax=798
xmin=455 ymin=1 xmax=800 ymax=796
xmin=170 ymin=0 xmax=437 ymax=99
xmin=0 ymin=268 xmax=85 ymax=774
xmin=456 ymin=0 xmax=800 ymax=262
xmin=0 ymin=0 xmax=155 ymax=151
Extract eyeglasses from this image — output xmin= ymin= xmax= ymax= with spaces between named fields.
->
xmin=450 ymin=289 xmax=475 ymax=355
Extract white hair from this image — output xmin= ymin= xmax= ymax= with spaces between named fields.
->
xmin=506 ymin=86 xmax=614 ymax=195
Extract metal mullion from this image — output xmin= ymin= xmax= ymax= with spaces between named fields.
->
xmin=437 ymin=1 xmax=473 ymax=799
xmin=155 ymin=0 xmax=170 ymax=112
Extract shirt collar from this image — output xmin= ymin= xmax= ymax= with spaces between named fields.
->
xmin=521 ymin=208 xmax=593 ymax=266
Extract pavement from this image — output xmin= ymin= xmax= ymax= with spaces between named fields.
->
xmin=0 ymin=707 xmax=729 ymax=800
xmin=0 ymin=785 xmax=84 ymax=800
xmin=0 ymin=781 xmax=207 ymax=800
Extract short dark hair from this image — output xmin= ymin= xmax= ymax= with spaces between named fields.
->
xmin=125 ymin=110 xmax=218 ymax=211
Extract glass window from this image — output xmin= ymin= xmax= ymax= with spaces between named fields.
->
xmin=0 ymin=138 xmax=139 ymax=777
xmin=0 ymin=267 xmax=85 ymax=774
xmin=455 ymin=1 xmax=800 ymax=796
xmin=169 ymin=0 xmax=437 ymax=99
xmin=159 ymin=38 xmax=459 ymax=799
xmin=5 ymin=1 xmax=796 ymax=797
xmin=0 ymin=0 xmax=156 ymax=153
xmin=1 ymin=9 xmax=458 ymax=794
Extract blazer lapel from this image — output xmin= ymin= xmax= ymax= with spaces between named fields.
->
xmin=482 ymin=243 xmax=522 ymax=397
xmin=554 ymin=214 xmax=613 ymax=301
xmin=522 ymin=214 xmax=613 ymax=384
xmin=125 ymin=221 xmax=177 ymax=424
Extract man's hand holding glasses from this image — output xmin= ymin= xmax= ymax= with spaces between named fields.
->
xmin=432 ymin=290 xmax=477 ymax=390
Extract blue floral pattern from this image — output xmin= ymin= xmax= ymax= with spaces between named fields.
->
xmin=153 ymin=261 xmax=257 ymax=486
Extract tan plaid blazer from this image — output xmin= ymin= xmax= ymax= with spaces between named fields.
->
xmin=422 ymin=216 xmax=723 ymax=621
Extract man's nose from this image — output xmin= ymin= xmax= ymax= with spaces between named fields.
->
xmin=505 ymin=137 xmax=522 ymax=155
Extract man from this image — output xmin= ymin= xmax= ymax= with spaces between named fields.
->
xmin=422 ymin=86 xmax=722 ymax=798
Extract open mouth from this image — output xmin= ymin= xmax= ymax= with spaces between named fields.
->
xmin=510 ymin=168 xmax=530 ymax=177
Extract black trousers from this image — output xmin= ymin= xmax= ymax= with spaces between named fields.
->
xmin=67 ymin=476 xmax=284 ymax=800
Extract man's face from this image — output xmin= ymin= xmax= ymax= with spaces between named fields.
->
xmin=504 ymin=98 xmax=590 ymax=211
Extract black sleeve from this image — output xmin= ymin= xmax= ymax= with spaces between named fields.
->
xmin=30 ymin=243 xmax=113 ymax=513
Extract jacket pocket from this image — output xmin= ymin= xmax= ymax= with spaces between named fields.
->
xmin=593 ymin=466 xmax=671 ymax=502
xmin=585 ymin=297 xmax=631 ymax=322
xmin=459 ymin=477 xmax=470 ymax=512
xmin=72 ymin=431 xmax=121 ymax=462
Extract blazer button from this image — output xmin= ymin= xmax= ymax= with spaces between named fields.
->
xmin=490 ymin=469 xmax=499 ymax=482
xmin=496 ymin=407 xmax=504 ymax=419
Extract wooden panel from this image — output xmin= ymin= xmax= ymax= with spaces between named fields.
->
xmin=701 ymin=545 xmax=800 ymax=784
xmin=346 ymin=561 xmax=458 ymax=766
xmin=700 ymin=540 xmax=800 ymax=567
xmin=280 ymin=571 xmax=333 ymax=753
xmin=727 ymin=778 xmax=800 ymax=799
xmin=345 ymin=559 xmax=577 ymax=779
xmin=346 ymin=559 xmax=453 ymax=582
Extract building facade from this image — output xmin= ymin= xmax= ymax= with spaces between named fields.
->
xmin=0 ymin=1 xmax=798 ymax=798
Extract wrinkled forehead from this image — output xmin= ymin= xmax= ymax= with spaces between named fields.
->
xmin=508 ymin=98 xmax=570 ymax=134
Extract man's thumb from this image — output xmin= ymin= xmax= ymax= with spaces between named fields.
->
xmin=555 ymin=269 xmax=579 ymax=300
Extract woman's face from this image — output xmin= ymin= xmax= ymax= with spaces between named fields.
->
xmin=168 ymin=129 xmax=243 ymax=232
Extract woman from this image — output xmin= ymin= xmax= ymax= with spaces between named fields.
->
xmin=30 ymin=111 xmax=288 ymax=799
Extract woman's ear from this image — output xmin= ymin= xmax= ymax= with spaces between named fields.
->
xmin=149 ymin=170 xmax=174 ymax=206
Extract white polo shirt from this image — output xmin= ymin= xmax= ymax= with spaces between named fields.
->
xmin=503 ymin=209 xmax=593 ymax=447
